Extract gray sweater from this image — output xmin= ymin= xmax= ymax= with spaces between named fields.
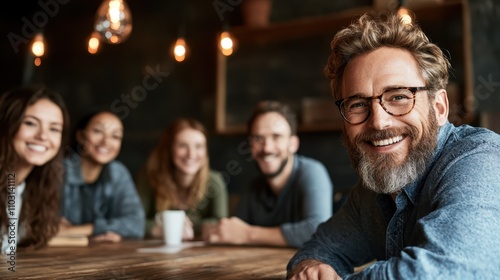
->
xmin=235 ymin=154 xmax=334 ymax=247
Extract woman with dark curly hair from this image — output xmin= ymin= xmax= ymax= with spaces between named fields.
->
xmin=58 ymin=110 xmax=144 ymax=242
xmin=0 ymin=86 xmax=69 ymax=253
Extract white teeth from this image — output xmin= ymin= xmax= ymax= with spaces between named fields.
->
xmin=183 ymin=160 xmax=198 ymax=166
xmin=262 ymin=155 xmax=275 ymax=162
xmin=97 ymin=147 xmax=110 ymax=154
xmin=372 ymin=136 xmax=403 ymax=147
xmin=27 ymin=144 xmax=47 ymax=152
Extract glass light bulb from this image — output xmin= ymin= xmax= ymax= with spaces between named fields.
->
xmin=88 ymin=32 xmax=101 ymax=54
xmin=220 ymin=31 xmax=234 ymax=56
xmin=94 ymin=0 xmax=132 ymax=44
xmin=31 ymin=33 xmax=45 ymax=57
xmin=173 ymin=38 xmax=187 ymax=62
xmin=398 ymin=8 xmax=413 ymax=25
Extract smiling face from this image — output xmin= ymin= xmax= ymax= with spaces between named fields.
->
xmin=249 ymin=112 xmax=298 ymax=178
xmin=172 ymin=128 xmax=207 ymax=177
xmin=79 ymin=112 xmax=123 ymax=165
xmin=13 ymin=98 xmax=64 ymax=170
xmin=341 ymin=47 xmax=448 ymax=194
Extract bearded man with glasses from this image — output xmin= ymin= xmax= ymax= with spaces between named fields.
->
xmin=287 ymin=12 xmax=500 ymax=279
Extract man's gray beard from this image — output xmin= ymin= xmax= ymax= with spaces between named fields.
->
xmin=343 ymin=107 xmax=439 ymax=194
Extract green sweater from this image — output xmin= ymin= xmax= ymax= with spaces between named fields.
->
xmin=136 ymin=170 xmax=228 ymax=237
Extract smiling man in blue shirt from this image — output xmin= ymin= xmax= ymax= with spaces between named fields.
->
xmin=287 ymin=12 xmax=500 ymax=279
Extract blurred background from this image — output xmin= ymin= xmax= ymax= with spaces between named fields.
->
xmin=1 ymin=0 xmax=499 ymax=212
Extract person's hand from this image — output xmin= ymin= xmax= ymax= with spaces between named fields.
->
xmin=182 ymin=216 xmax=194 ymax=241
xmin=58 ymin=217 xmax=72 ymax=231
xmin=288 ymin=259 xmax=341 ymax=280
xmin=201 ymin=222 xmax=218 ymax=241
xmin=151 ymin=223 xmax=163 ymax=238
xmin=206 ymin=217 xmax=251 ymax=245
xmin=56 ymin=220 xmax=94 ymax=237
xmin=91 ymin=231 xmax=122 ymax=243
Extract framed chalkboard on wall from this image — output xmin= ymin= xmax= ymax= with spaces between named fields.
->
xmin=215 ymin=1 xmax=473 ymax=134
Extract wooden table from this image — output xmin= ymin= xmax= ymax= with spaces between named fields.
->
xmin=2 ymin=240 xmax=298 ymax=279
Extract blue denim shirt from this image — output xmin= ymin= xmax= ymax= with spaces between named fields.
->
xmin=287 ymin=122 xmax=500 ymax=279
xmin=61 ymin=155 xmax=145 ymax=239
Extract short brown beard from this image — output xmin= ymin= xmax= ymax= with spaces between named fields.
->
xmin=256 ymin=152 xmax=289 ymax=178
xmin=342 ymin=106 xmax=439 ymax=194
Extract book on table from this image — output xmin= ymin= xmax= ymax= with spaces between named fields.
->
xmin=48 ymin=235 xmax=89 ymax=247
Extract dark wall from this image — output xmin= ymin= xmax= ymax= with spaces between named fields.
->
xmin=1 ymin=0 xmax=222 ymax=179
xmin=469 ymin=0 xmax=500 ymax=113
xmin=1 ymin=0 xmax=498 ymax=208
xmin=0 ymin=0 xmax=363 ymax=196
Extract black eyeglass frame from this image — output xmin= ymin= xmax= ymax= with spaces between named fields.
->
xmin=334 ymin=86 xmax=428 ymax=125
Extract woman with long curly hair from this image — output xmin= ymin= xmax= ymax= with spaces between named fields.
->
xmin=136 ymin=118 xmax=228 ymax=240
xmin=0 ymin=86 xmax=69 ymax=253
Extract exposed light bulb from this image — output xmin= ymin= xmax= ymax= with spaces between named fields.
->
xmin=219 ymin=31 xmax=234 ymax=56
xmin=398 ymin=8 xmax=413 ymax=25
xmin=173 ymin=38 xmax=187 ymax=62
xmin=94 ymin=0 xmax=132 ymax=44
xmin=88 ymin=32 xmax=101 ymax=54
xmin=31 ymin=33 xmax=45 ymax=57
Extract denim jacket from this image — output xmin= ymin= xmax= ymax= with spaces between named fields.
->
xmin=287 ymin=122 xmax=500 ymax=279
xmin=61 ymin=155 xmax=145 ymax=239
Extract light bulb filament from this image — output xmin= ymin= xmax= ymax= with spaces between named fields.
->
xmin=108 ymin=0 xmax=122 ymax=23
xmin=94 ymin=0 xmax=132 ymax=44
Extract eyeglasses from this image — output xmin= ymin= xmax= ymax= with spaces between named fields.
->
xmin=334 ymin=86 xmax=428 ymax=125
xmin=248 ymin=133 xmax=287 ymax=147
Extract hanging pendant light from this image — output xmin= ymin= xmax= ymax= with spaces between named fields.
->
xmin=31 ymin=33 xmax=45 ymax=66
xmin=31 ymin=33 xmax=45 ymax=57
xmin=88 ymin=32 xmax=101 ymax=54
xmin=397 ymin=7 xmax=413 ymax=25
xmin=219 ymin=31 xmax=234 ymax=56
xmin=94 ymin=0 xmax=132 ymax=44
xmin=173 ymin=38 xmax=187 ymax=62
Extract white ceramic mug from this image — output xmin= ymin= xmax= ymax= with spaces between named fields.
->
xmin=156 ymin=210 xmax=185 ymax=246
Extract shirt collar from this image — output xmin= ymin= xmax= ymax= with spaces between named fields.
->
xmin=402 ymin=121 xmax=454 ymax=206
xmin=64 ymin=153 xmax=85 ymax=185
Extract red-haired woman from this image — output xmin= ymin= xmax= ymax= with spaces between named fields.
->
xmin=137 ymin=118 xmax=228 ymax=240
